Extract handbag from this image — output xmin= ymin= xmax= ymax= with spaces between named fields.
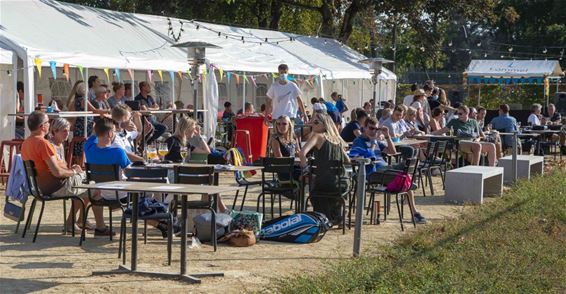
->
xmin=230 ymin=210 xmax=263 ymax=236
xmin=386 ymin=172 xmax=412 ymax=193
xmin=3 ymin=197 xmax=25 ymax=222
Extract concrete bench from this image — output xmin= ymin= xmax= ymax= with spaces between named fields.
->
xmin=498 ymin=155 xmax=544 ymax=184
xmin=445 ymin=166 xmax=504 ymax=204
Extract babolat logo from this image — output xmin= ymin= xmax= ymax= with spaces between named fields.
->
xmin=263 ymin=214 xmax=302 ymax=235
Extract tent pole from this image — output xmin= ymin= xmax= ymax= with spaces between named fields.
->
xmin=84 ymin=68 xmax=89 ymax=137
xmin=477 ymin=84 xmax=481 ymax=106
xmin=242 ymin=71 xmax=246 ymax=111
xmin=319 ymin=73 xmax=324 ymax=98
xmin=11 ymin=52 xmax=18 ymax=139
xmin=171 ymin=71 xmax=176 ymax=106
xmin=23 ymin=55 xmax=35 ymax=136
xmin=359 ymin=79 xmax=363 ymax=107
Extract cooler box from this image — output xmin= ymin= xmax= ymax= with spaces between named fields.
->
xmin=235 ymin=116 xmax=269 ymax=162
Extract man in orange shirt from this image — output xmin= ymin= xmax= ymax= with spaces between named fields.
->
xmin=21 ymin=111 xmax=113 ymax=236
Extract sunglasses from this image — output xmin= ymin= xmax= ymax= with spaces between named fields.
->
xmin=457 ymin=112 xmax=466 ymax=116
xmin=368 ymin=126 xmax=379 ymax=131
xmin=311 ymin=120 xmax=321 ymax=125
xmin=277 ymin=122 xmax=288 ymax=126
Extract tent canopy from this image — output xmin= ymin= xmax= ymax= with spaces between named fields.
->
xmin=0 ymin=0 xmax=395 ymax=80
xmin=465 ymin=59 xmax=563 ymax=85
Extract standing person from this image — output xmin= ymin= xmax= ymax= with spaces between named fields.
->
xmin=87 ymin=75 xmax=101 ymax=101
xmin=299 ymin=112 xmax=350 ymax=225
xmin=90 ymin=86 xmax=111 ymax=111
xmin=267 ymin=64 xmax=307 ymax=125
xmin=15 ymin=81 xmax=25 ymax=139
xmin=428 ymin=87 xmax=441 ymax=110
xmin=340 ymin=108 xmax=368 ymax=142
xmin=20 ymin=112 xmax=110 ymax=234
xmin=363 ymin=101 xmax=372 ymax=113
xmin=411 ymin=89 xmax=431 ymax=115
xmin=243 ymin=102 xmax=255 ymax=115
xmin=331 ymin=92 xmax=348 ymax=114
xmin=222 ymin=101 xmax=235 ymax=142
xmin=135 ymin=81 xmax=166 ymax=144
xmin=124 ymin=83 xmax=133 ymax=100
xmin=108 ymin=82 xmax=126 ymax=108
xmin=403 ymin=83 xmax=418 ymax=106
xmin=319 ymin=98 xmax=342 ymax=128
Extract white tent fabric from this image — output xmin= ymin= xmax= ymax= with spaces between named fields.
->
xmin=204 ymin=64 xmax=219 ymax=140
xmin=0 ymin=0 xmax=396 ymax=80
xmin=465 ymin=60 xmax=564 ymax=78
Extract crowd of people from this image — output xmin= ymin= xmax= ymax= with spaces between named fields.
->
xmin=16 ymin=65 xmax=565 ymax=235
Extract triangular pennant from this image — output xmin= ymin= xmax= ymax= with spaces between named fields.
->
xmin=287 ymin=75 xmax=294 ymax=81
xmin=49 ymin=61 xmax=57 ymax=79
xmin=250 ymin=76 xmax=257 ymax=88
xmin=235 ymin=74 xmax=240 ymax=85
xmin=314 ymin=76 xmax=318 ymax=85
xmin=77 ymin=65 xmax=84 ymax=79
xmin=147 ymin=70 xmax=153 ymax=83
xmin=115 ymin=68 xmax=121 ymax=81
xmin=157 ymin=70 xmax=163 ymax=82
xmin=169 ymin=71 xmax=175 ymax=82
xmin=103 ymin=68 xmax=110 ymax=81
xmin=243 ymin=73 xmax=249 ymax=84
xmin=219 ymin=68 xmax=224 ymax=81
xmin=63 ymin=64 xmax=70 ymax=81
xmin=272 ymin=73 xmax=279 ymax=79
xmin=127 ymin=69 xmax=134 ymax=80
xmin=227 ymin=72 xmax=232 ymax=83
xmin=34 ymin=58 xmax=42 ymax=78
xmin=177 ymin=71 xmax=183 ymax=79
xmin=187 ymin=70 xmax=193 ymax=80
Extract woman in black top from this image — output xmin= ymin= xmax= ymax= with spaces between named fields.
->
xmin=165 ymin=117 xmax=209 ymax=162
xmin=271 ymin=115 xmax=301 ymax=181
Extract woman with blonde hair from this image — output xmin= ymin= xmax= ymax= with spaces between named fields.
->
xmin=164 ymin=117 xmax=210 ymax=162
xmin=299 ymin=112 xmax=350 ymax=224
xmin=271 ymin=115 xmax=299 ymax=158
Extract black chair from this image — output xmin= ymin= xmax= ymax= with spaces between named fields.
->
xmin=256 ymin=157 xmax=299 ymax=219
xmin=173 ymin=165 xmax=218 ymax=251
xmin=121 ymin=167 xmax=173 ymax=265
xmin=21 ymin=160 xmax=87 ymax=245
xmin=417 ymin=141 xmax=437 ymax=197
xmin=305 ymin=160 xmax=349 ymax=234
xmin=366 ymin=157 xmax=420 ymax=231
xmin=84 ymin=163 xmax=125 ymax=241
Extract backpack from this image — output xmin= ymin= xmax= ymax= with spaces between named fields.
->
xmin=386 ymin=172 xmax=412 ymax=193
xmin=259 ymin=212 xmax=331 ymax=244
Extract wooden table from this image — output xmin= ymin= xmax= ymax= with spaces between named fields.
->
xmin=393 ymin=138 xmax=428 ymax=146
xmin=75 ymin=181 xmax=239 ymax=283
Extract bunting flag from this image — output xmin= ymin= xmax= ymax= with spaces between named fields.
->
xmin=202 ymin=68 xmax=207 ymax=81
xmin=287 ymin=75 xmax=295 ymax=81
xmin=49 ymin=61 xmax=57 ymax=79
xmin=103 ymin=68 xmax=110 ymax=81
xmin=243 ymin=73 xmax=249 ymax=84
xmin=63 ymin=64 xmax=70 ymax=81
xmin=235 ymin=73 xmax=240 ymax=85
xmin=157 ymin=70 xmax=163 ymax=82
xmin=187 ymin=70 xmax=193 ymax=80
xmin=177 ymin=71 xmax=183 ymax=79
xmin=219 ymin=68 xmax=224 ymax=81
xmin=115 ymin=68 xmax=121 ymax=81
xmin=147 ymin=70 xmax=153 ymax=83
xmin=34 ymin=58 xmax=42 ymax=77
xmin=250 ymin=76 xmax=257 ymax=88
xmin=169 ymin=71 xmax=175 ymax=82
xmin=77 ymin=65 xmax=84 ymax=79
xmin=127 ymin=68 xmax=134 ymax=80
xmin=226 ymin=72 xmax=231 ymax=83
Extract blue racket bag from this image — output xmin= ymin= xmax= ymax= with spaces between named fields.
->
xmin=259 ymin=212 xmax=331 ymax=243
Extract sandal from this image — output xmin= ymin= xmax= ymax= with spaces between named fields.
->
xmin=62 ymin=223 xmax=82 ymax=235
xmin=94 ymin=226 xmax=116 ymax=237
xmin=77 ymin=221 xmax=96 ymax=231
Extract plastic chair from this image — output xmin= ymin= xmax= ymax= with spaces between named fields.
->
xmin=66 ymin=136 xmax=86 ymax=168
xmin=0 ymin=139 xmax=23 ymax=185
xmin=233 ymin=130 xmax=253 ymax=164
xmin=21 ymin=160 xmax=87 ymax=245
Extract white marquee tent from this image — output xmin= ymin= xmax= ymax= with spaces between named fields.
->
xmin=0 ymin=0 xmax=397 ymax=141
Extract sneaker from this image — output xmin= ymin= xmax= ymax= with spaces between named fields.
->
xmin=94 ymin=226 xmax=116 ymax=237
xmin=413 ymin=213 xmax=427 ymax=224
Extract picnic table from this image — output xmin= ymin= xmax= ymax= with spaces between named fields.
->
xmin=74 ymin=181 xmax=239 ymax=283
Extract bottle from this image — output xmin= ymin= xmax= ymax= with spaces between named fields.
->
xmin=449 ymin=126 xmax=454 ymax=136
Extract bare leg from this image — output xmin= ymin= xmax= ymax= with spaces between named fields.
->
xmin=406 ymin=191 xmax=418 ymax=215
xmin=480 ymin=142 xmax=497 ymax=166
xmin=92 ymin=205 xmax=106 ymax=229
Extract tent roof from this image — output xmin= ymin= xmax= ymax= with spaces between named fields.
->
xmin=0 ymin=0 xmax=395 ymax=80
xmin=465 ymin=59 xmax=564 ymax=78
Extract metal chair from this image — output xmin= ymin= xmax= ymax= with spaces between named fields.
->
xmin=173 ymin=165 xmax=218 ymax=251
xmin=21 ymin=160 xmax=87 ymax=245
xmin=121 ymin=167 xmax=173 ymax=265
xmin=256 ymin=157 xmax=298 ymax=219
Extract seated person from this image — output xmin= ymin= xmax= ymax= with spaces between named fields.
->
xmin=429 ymin=107 xmax=445 ymax=132
xmin=433 ymin=105 xmax=497 ymax=166
xmin=489 ymin=104 xmax=519 ymax=151
xmin=546 ymin=103 xmax=562 ymax=125
xmin=20 ymin=111 xmax=113 ymax=236
xmin=300 ymin=113 xmax=350 ymax=225
xmin=165 ymin=117 xmax=210 ymax=162
xmin=111 ymin=105 xmax=143 ymax=162
xmin=382 ymin=105 xmax=419 ymax=139
xmin=271 ymin=115 xmax=301 ymax=181
xmin=527 ymin=103 xmax=543 ymax=126
xmin=135 ymin=81 xmax=167 ymax=144
xmin=319 ymin=97 xmax=342 ymax=128
xmin=404 ymin=106 xmax=427 ymax=135
xmin=353 ymin=118 xmax=427 ymax=224
xmin=222 ymin=101 xmax=235 ymax=142
xmin=340 ymin=108 xmax=368 ymax=143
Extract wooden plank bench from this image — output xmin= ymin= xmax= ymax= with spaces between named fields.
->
xmin=445 ymin=166 xmax=504 ymax=204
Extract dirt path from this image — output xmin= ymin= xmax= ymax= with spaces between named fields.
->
xmin=0 ymin=175 xmax=464 ymax=293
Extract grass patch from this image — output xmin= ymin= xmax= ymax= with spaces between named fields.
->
xmin=277 ymin=169 xmax=566 ymax=293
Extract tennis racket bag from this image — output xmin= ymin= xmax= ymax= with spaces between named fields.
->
xmin=259 ymin=212 xmax=331 ymax=243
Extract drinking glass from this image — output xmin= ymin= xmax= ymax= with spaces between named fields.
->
xmin=180 ymin=146 xmax=188 ymax=163
xmin=146 ymin=144 xmax=157 ymax=163
xmin=158 ymin=142 xmax=169 ymax=161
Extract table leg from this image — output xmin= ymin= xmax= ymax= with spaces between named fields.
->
xmin=455 ymin=140 xmax=460 ymax=168
xmin=173 ymin=113 xmax=177 ymax=133
xmin=130 ymin=192 xmax=138 ymax=271
xmin=141 ymin=119 xmax=146 ymax=152
xmin=180 ymin=194 xmax=187 ymax=275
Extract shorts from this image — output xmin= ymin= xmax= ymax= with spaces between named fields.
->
xmin=51 ymin=173 xmax=87 ymax=198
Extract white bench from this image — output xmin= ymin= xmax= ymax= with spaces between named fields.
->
xmin=445 ymin=166 xmax=504 ymax=204
xmin=498 ymin=155 xmax=544 ymax=184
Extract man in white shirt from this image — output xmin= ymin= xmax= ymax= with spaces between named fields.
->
xmin=527 ymin=103 xmax=542 ymax=126
xmin=267 ymin=64 xmax=307 ymax=123
xmin=402 ymin=83 xmax=418 ymax=106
